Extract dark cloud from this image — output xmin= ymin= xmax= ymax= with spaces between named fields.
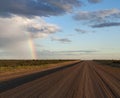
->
xmin=88 ymin=0 xmax=102 ymax=3
xmin=0 ymin=0 xmax=81 ymax=17
xmin=92 ymin=22 xmax=120 ymax=28
xmin=51 ymin=37 xmax=71 ymax=43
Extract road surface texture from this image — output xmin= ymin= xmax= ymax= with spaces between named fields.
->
xmin=0 ymin=61 xmax=120 ymax=98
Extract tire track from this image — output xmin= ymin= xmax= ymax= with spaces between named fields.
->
xmin=92 ymin=65 xmax=120 ymax=97
xmin=0 ymin=61 xmax=120 ymax=98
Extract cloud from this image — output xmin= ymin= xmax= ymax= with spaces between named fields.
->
xmin=37 ymin=49 xmax=98 ymax=59
xmin=0 ymin=17 xmax=31 ymax=59
xmin=88 ymin=0 xmax=102 ymax=3
xmin=74 ymin=8 xmax=120 ymax=21
xmin=56 ymin=50 xmax=98 ymax=53
xmin=92 ymin=22 xmax=120 ymax=28
xmin=75 ymin=28 xmax=87 ymax=33
xmin=51 ymin=37 xmax=71 ymax=43
xmin=26 ymin=17 xmax=60 ymax=38
xmin=73 ymin=8 xmax=120 ymax=28
xmin=75 ymin=28 xmax=95 ymax=34
xmin=0 ymin=16 xmax=60 ymax=59
xmin=42 ymin=50 xmax=98 ymax=54
xmin=0 ymin=0 xmax=103 ymax=18
xmin=0 ymin=0 xmax=81 ymax=18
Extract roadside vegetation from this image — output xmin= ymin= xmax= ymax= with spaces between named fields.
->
xmin=94 ymin=60 xmax=120 ymax=67
xmin=0 ymin=60 xmax=74 ymax=72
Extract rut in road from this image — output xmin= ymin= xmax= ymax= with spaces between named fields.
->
xmin=0 ymin=61 xmax=120 ymax=98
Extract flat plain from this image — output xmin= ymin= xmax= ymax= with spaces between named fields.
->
xmin=0 ymin=60 xmax=120 ymax=98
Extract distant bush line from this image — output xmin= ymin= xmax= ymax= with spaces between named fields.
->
xmin=94 ymin=60 xmax=120 ymax=67
xmin=0 ymin=60 xmax=74 ymax=67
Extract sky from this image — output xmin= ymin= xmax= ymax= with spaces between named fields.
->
xmin=0 ymin=0 xmax=120 ymax=60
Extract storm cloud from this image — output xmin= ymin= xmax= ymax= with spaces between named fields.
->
xmin=0 ymin=0 xmax=81 ymax=18
xmin=0 ymin=16 xmax=60 ymax=59
xmin=0 ymin=17 xmax=31 ymax=59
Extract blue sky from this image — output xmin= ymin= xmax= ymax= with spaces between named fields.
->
xmin=0 ymin=0 xmax=120 ymax=59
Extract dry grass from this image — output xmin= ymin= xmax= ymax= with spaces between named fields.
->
xmin=0 ymin=60 xmax=79 ymax=82
xmin=0 ymin=60 xmax=73 ymax=72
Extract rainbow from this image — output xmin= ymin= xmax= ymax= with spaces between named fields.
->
xmin=24 ymin=18 xmax=37 ymax=59
xmin=27 ymin=33 xmax=37 ymax=60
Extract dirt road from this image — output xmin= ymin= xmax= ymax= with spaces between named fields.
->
xmin=0 ymin=61 xmax=120 ymax=98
